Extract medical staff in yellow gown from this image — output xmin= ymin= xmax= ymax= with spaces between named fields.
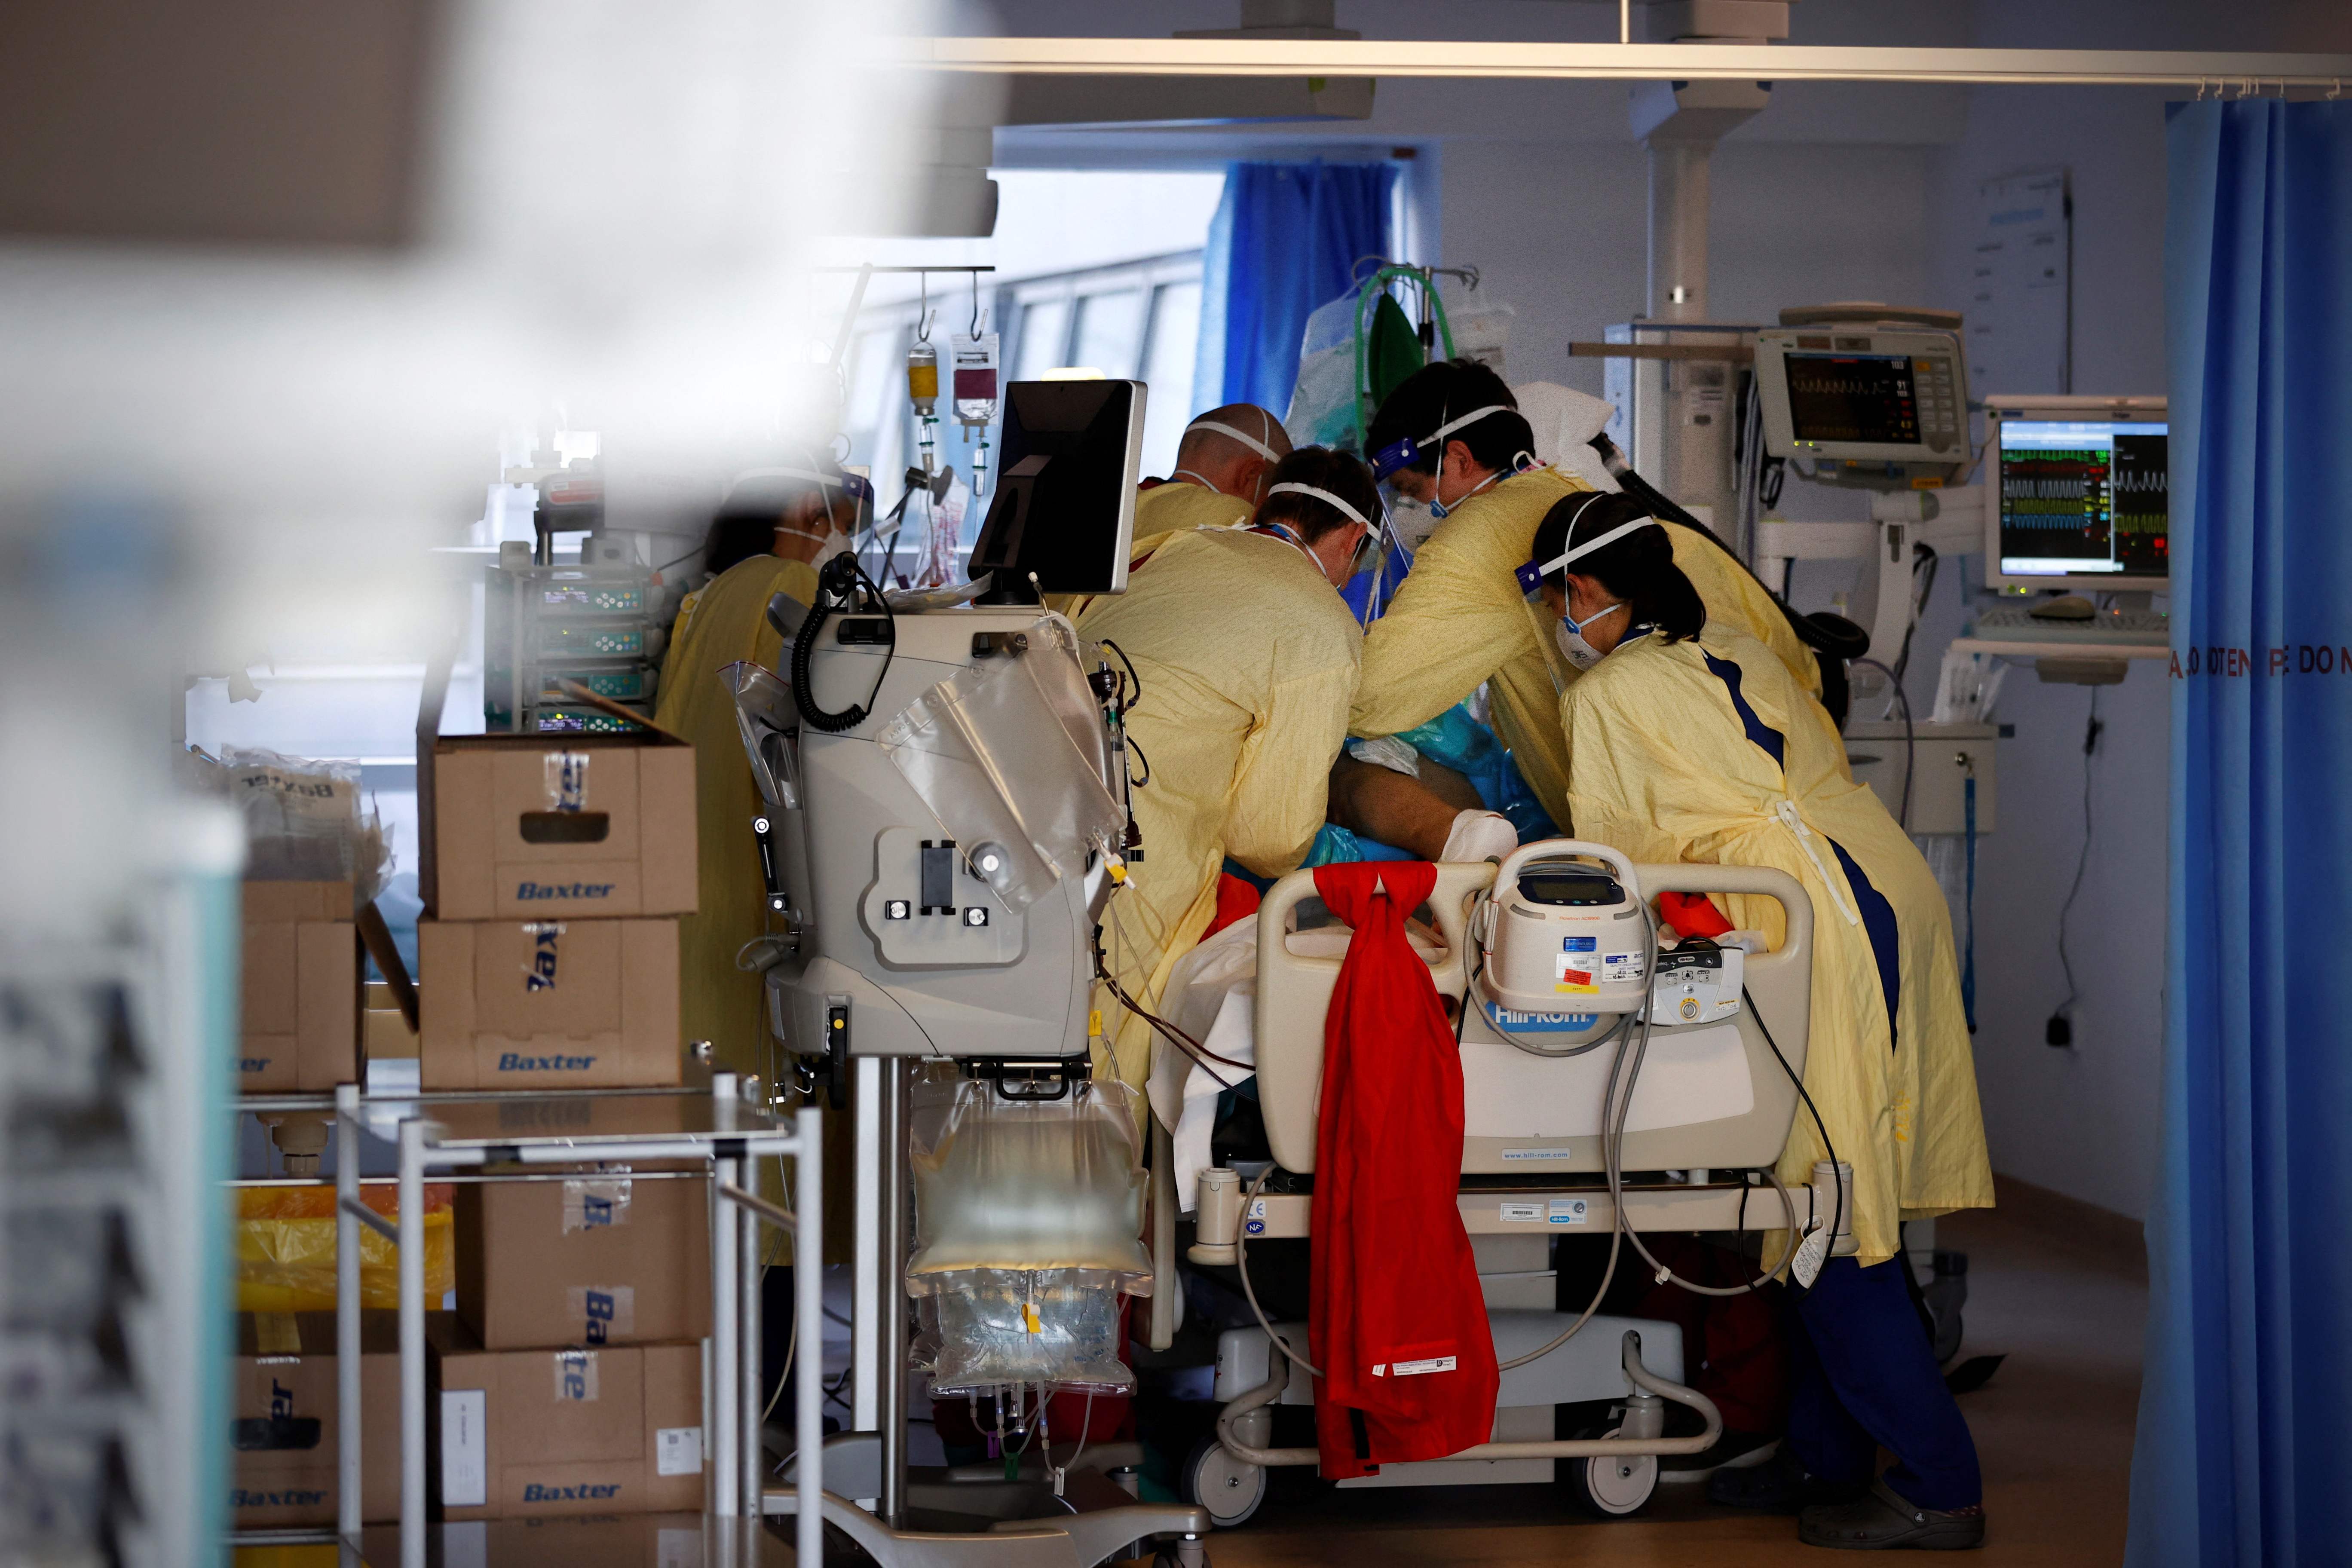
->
xmin=1072 ymin=447 xmax=1375 ymax=1089
xmin=1349 ymin=361 xmax=1828 ymax=815
xmin=1531 ymin=496 xmax=1992 ymax=1267
xmin=654 ymin=467 xmax=849 ymax=1078
xmin=1049 ymin=404 xmax=1288 ymax=622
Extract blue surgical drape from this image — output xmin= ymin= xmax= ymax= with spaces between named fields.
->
xmin=1193 ymin=161 xmax=1396 ymax=419
xmin=2127 ymin=99 xmax=2352 ymax=1568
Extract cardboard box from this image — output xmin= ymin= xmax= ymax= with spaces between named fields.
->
xmin=456 ymin=1168 xmax=710 ymax=1351
xmin=418 ymin=722 xmax=697 ymax=922
xmin=432 ymin=1323 xmax=704 ymax=1520
xmin=239 ymin=881 xmax=360 ymax=1091
xmin=365 ymin=980 xmax=420 ymax=1062
xmin=416 ymin=918 xmax=681 ymax=1090
xmin=230 ymin=1311 xmax=401 ymax=1528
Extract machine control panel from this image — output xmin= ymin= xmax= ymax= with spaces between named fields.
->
xmin=863 ymin=827 xmax=1023 ymax=968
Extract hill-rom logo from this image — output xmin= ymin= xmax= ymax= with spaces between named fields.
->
xmin=515 ymin=881 xmax=616 ymax=903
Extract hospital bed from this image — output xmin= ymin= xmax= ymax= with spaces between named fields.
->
xmin=1146 ymin=849 xmax=1843 ymax=1524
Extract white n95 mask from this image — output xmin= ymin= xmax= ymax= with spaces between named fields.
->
xmin=1555 ymin=601 xmax=1623 ymax=671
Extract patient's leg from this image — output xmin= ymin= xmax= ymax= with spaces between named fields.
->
xmin=1327 ymin=753 xmax=1482 ymax=861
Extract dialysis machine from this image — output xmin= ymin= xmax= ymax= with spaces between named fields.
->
xmin=733 ymin=380 xmax=1221 ymax=1568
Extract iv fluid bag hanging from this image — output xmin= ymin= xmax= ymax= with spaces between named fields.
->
xmin=907 ymin=341 xmax=939 ymax=417
xmin=950 ymin=334 xmax=999 ymax=426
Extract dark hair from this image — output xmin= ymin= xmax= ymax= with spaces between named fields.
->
xmin=702 ymin=509 xmax=781 ymax=577
xmin=1531 ymin=491 xmax=1704 ymax=644
xmin=1364 ymin=358 xmax=1536 ymax=478
xmin=1250 ymin=447 xmax=1381 ymax=545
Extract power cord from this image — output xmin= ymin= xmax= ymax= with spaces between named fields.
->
xmin=2048 ymin=689 xmax=2103 ymax=1047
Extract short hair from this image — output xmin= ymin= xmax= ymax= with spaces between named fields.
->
xmin=1250 ymin=447 xmax=1382 ymax=545
xmin=1365 ymin=359 xmax=1536 ymax=478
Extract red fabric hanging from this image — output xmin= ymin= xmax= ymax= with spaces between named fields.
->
xmin=1204 ymin=873 xmax=1262 ymax=940
xmin=1307 ymin=862 xmax=1499 ymax=1478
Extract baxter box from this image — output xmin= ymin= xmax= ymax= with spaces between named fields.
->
xmin=432 ymin=1323 xmax=704 ymax=1520
xmin=416 ymin=918 xmax=681 ymax=1090
xmin=239 ymin=881 xmax=360 ymax=1092
xmin=230 ymin=1311 xmax=401 ymax=1528
xmin=418 ymin=710 xmax=697 ymax=922
xmin=456 ymin=1167 xmax=710 ymax=1351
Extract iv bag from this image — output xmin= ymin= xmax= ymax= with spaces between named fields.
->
xmin=910 ymin=473 xmax=969 ymax=590
xmin=906 ymin=341 xmax=939 ymax=417
xmin=875 ymin=617 xmax=1122 ymax=910
xmin=950 ymin=334 xmax=1000 ymax=426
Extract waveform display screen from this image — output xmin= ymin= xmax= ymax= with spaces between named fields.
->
xmin=1783 ymin=353 xmax=1920 ymax=445
xmin=1997 ymin=420 xmax=2168 ymax=579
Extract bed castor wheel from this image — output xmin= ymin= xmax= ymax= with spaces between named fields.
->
xmin=1564 ymin=1423 xmax=1659 ymax=1516
xmin=1153 ymin=1532 xmax=1211 ymax=1567
xmin=1181 ymin=1436 xmax=1265 ymax=1528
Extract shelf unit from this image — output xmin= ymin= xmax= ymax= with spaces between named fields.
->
xmin=223 ymin=1078 xmax=821 ymax=1567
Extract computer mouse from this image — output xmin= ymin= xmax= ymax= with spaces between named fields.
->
xmin=2029 ymin=594 xmax=2096 ymax=621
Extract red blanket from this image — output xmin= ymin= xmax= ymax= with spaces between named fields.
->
xmin=1308 ymin=862 xmax=1500 ymax=1477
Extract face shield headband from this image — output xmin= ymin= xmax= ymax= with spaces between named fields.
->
xmin=1368 ymin=403 xmax=1518 ymax=482
xmin=1511 ymin=503 xmax=1663 ymax=594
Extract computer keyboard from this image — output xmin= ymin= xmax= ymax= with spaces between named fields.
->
xmin=1970 ymin=603 xmax=2171 ymax=646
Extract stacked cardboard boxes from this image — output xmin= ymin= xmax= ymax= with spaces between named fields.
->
xmin=238 ymin=880 xmax=361 ymax=1092
xmin=438 ymin=1168 xmax=711 ymax=1516
xmin=412 ymin=686 xmax=710 ymax=1516
xmin=415 ymin=715 xmax=697 ymax=1090
xmin=229 ymin=1311 xmax=399 ymax=1529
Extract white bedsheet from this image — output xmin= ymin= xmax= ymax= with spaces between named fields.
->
xmin=1145 ymin=913 xmax=1442 ymax=1213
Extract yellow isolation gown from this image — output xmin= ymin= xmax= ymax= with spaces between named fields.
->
xmin=1558 ymin=620 xmax=1994 ymax=1267
xmin=654 ymin=553 xmax=819 ymax=1077
xmin=1048 ymin=479 xmax=1255 ymax=622
xmin=1073 ymin=526 xmax=1362 ymax=1088
xmin=1350 ymin=466 xmax=1830 ymax=814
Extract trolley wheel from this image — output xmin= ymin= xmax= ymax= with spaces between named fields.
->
xmin=1565 ymin=1425 xmax=1659 ymax=1517
xmin=1182 ymin=1436 xmax=1265 ymax=1528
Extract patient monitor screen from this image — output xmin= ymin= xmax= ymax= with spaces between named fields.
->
xmin=1996 ymin=419 xmax=2170 ymax=580
xmin=1782 ymin=352 xmax=1922 ymax=446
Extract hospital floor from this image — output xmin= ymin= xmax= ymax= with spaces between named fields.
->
xmin=1170 ymin=1179 xmax=2147 ymax=1568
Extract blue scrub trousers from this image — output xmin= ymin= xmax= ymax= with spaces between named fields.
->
xmin=1788 ymin=1256 xmax=1982 ymax=1510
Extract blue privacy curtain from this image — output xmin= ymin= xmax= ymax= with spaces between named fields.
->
xmin=1193 ymin=160 xmax=1396 ymax=418
xmin=2126 ymin=100 xmax=2352 ymax=1568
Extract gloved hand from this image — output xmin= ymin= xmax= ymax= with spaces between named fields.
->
xmin=1440 ymin=809 xmax=1518 ymax=864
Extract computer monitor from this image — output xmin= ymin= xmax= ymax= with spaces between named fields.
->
xmin=1753 ymin=318 xmax=1971 ymax=485
xmin=1984 ymin=398 xmax=2168 ymax=591
xmin=969 ymin=379 xmax=1145 ymax=600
